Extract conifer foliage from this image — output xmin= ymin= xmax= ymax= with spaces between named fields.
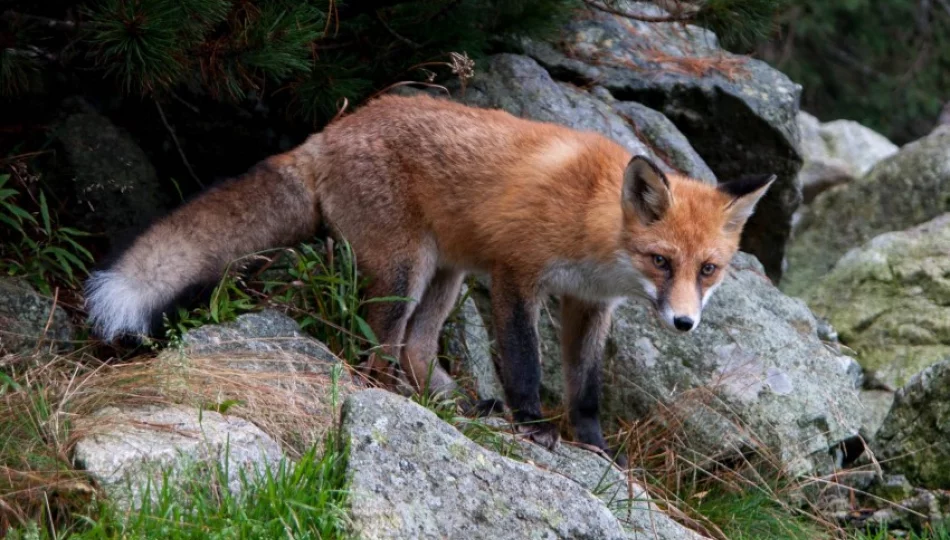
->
xmin=1 ymin=0 xmax=580 ymax=123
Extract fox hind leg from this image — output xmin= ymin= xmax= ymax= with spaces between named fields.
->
xmin=400 ymin=268 xmax=465 ymax=397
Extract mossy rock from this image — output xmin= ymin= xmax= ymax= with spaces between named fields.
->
xmin=806 ymin=214 xmax=950 ymax=388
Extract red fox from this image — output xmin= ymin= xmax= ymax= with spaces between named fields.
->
xmin=85 ymin=94 xmax=773 ymax=459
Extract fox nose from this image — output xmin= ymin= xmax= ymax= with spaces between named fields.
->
xmin=673 ymin=316 xmax=695 ymax=332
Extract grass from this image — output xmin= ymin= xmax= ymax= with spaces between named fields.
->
xmin=0 ymin=349 xmax=357 ymax=538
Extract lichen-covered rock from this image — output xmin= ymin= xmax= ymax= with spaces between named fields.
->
xmin=783 ymin=125 xmax=950 ymax=297
xmin=539 ymin=253 xmax=862 ymax=477
xmin=73 ymin=405 xmax=283 ymax=510
xmin=521 ymin=2 xmax=803 ymax=280
xmin=342 ymin=389 xmax=636 ymax=540
xmin=874 ymin=360 xmax=950 ymax=489
xmin=796 ymin=112 xmax=898 ymax=204
xmin=54 ymin=99 xmax=167 ymax=242
xmin=442 ymin=285 xmax=505 ymax=403
xmin=182 ymin=309 xmax=340 ymax=371
xmin=438 ymin=53 xmax=715 ymax=183
xmin=0 ymin=278 xmax=72 ymax=355
xmin=502 ymin=436 xmax=706 ymax=539
xmin=805 ymin=214 xmax=950 ymax=388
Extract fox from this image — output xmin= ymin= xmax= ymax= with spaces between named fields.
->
xmin=84 ymin=93 xmax=774 ymax=461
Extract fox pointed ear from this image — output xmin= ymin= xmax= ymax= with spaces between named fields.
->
xmin=718 ymin=174 xmax=776 ymax=233
xmin=622 ymin=156 xmax=672 ymax=225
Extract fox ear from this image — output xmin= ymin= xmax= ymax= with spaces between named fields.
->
xmin=718 ymin=174 xmax=776 ymax=233
xmin=622 ymin=156 xmax=672 ymax=225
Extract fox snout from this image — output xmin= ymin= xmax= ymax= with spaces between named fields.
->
xmin=657 ymin=302 xmax=701 ymax=333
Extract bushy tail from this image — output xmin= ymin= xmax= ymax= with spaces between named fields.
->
xmin=85 ymin=152 xmax=322 ymax=342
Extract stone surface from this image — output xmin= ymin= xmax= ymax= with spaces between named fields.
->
xmin=858 ymin=390 xmax=895 ymax=441
xmin=784 ymin=125 xmax=950 ymax=297
xmin=342 ymin=389 xmax=641 ymax=540
xmin=0 ymin=278 xmax=72 ymax=355
xmin=54 ymin=99 xmax=167 ymax=243
xmin=438 ymin=53 xmax=715 ymax=183
xmin=443 ymin=285 xmax=505 ymax=403
xmin=521 ymin=2 xmax=803 ymax=280
xmin=538 ymin=253 xmax=862 ymax=477
xmin=805 ymin=214 xmax=950 ymax=388
xmin=874 ymin=360 xmax=950 ymax=489
xmin=182 ymin=309 xmax=341 ymax=372
xmin=503 ymin=437 xmax=706 ymax=539
xmin=73 ymin=405 xmax=283 ymax=509
xmin=796 ymin=112 xmax=898 ymax=204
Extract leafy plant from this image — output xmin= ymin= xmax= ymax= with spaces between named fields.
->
xmin=0 ymin=173 xmax=94 ymax=294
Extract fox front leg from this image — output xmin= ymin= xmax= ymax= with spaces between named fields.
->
xmin=490 ymin=270 xmax=559 ymax=449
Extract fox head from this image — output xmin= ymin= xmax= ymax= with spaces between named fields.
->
xmin=621 ymin=156 xmax=774 ymax=333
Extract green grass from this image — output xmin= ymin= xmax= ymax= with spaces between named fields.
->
xmin=693 ymin=489 xmax=827 ymax=539
xmin=6 ymin=438 xmax=351 ymax=539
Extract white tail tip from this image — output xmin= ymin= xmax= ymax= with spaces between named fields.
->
xmin=84 ymin=270 xmax=161 ymax=342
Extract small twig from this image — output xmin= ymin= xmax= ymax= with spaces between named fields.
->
xmin=154 ymin=100 xmax=204 ymax=188
xmin=375 ymin=9 xmax=422 ymax=49
xmin=170 ymin=91 xmax=200 ymax=114
xmin=582 ymin=0 xmax=694 ymax=23
xmin=2 ymin=10 xmax=76 ymax=30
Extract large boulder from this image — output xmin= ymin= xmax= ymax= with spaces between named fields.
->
xmin=520 ymin=2 xmax=803 ymax=280
xmin=796 ymin=112 xmax=898 ymax=203
xmin=73 ymin=405 xmax=284 ymax=510
xmin=783 ymin=125 xmax=950 ymax=297
xmin=342 ymin=388 xmax=698 ymax=540
xmin=873 ymin=360 xmax=950 ymax=489
xmin=54 ymin=99 xmax=167 ymax=243
xmin=536 ymin=253 xmax=862 ymax=477
xmin=441 ymin=53 xmax=716 ymax=183
xmin=0 ymin=278 xmax=72 ymax=355
xmin=806 ymin=214 xmax=950 ymax=389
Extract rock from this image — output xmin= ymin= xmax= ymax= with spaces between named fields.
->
xmin=54 ymin=99 xmax=167 ymax=243
xmin=342 ymin=388 xmax=643 ymax=540
xmin=874 ymin=360 xmax=950 ymax=489
xmin=73 ymin=405 xmax=283 ymax=510
xmin=858 ymin=390 xmax=894 ymax=441
xmin=182 ymin=309 xmax=341 ymax=371
xmin=538 ymin=253 xmax=862 ymax=477
xmin=0 ymin=278 xmax=72 ymax=355
xmin=440 ymin=53 xmax=715 ymax=183
xmin=796 ymin=112 xmax=898 ymax=204
xmin=502 ymin=436 xmax=706 ymax=539
xmin=805 ymin=214 xmax=950 ymax=388
xmin=783 ymin=125 xmax=950 ymax=297
xmin=521 ymin=2 xmax=803 ymax=280
xmin=443 ymin=285 xmax=505 ymax=403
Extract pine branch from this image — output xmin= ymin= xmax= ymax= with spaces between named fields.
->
xmin=1 ymin=10 xmax=76 ymax=30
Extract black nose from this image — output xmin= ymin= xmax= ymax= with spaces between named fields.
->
xmin=673 ymin=316 xmax=694 ymax=332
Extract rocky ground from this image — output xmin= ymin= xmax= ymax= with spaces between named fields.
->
xmin=3 ymin=1 xmax=950 ymax=539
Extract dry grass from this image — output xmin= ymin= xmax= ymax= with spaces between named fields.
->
xmin=0 ymin=342 xmax=360 ymax=533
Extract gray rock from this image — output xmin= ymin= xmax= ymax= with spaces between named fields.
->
xmin=539 ymin=253 xmax=862 ymax=477
xmin=443 ymin=285 xmax=505 ymax=403
xmin=804 ymin=214 xmax=950 ymax=388
xmin=73 ymin=405 xmax=283 ymax=510
xmin=874 ymin=360 xmax=950 ymax=488
xmin=0 ymin=278 xmax=72 ymax=355
xmin=858 ymin=390 xmax=894 ymax=441
xmin=783 ymin=125 xmax=950 ymax=297
xmin=503 ymin=437 xmax=706 ymax=539
xmin=521 ymin=2 xmax=803 ymax=280
xmin=342 ymin=389 xmax=636 ymax=540
xmin=441 ymin=54 xmax=715 ymax=183
xmin=796 ymin=112 xmax=898 ymax=203
xmin=182 ymin=309 xmax=340 ymax=373
xmin=54 ymin=100 xmax=167 ymax=242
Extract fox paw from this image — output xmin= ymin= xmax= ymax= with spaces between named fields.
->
xmin=516 ymin=421 xmax=560 ymax=450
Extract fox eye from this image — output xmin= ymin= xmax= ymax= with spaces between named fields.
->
xmin=701 ymin=263 xmax=717 ymax=276
xmin=652 ymin=254 xmax=670 ymax=270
